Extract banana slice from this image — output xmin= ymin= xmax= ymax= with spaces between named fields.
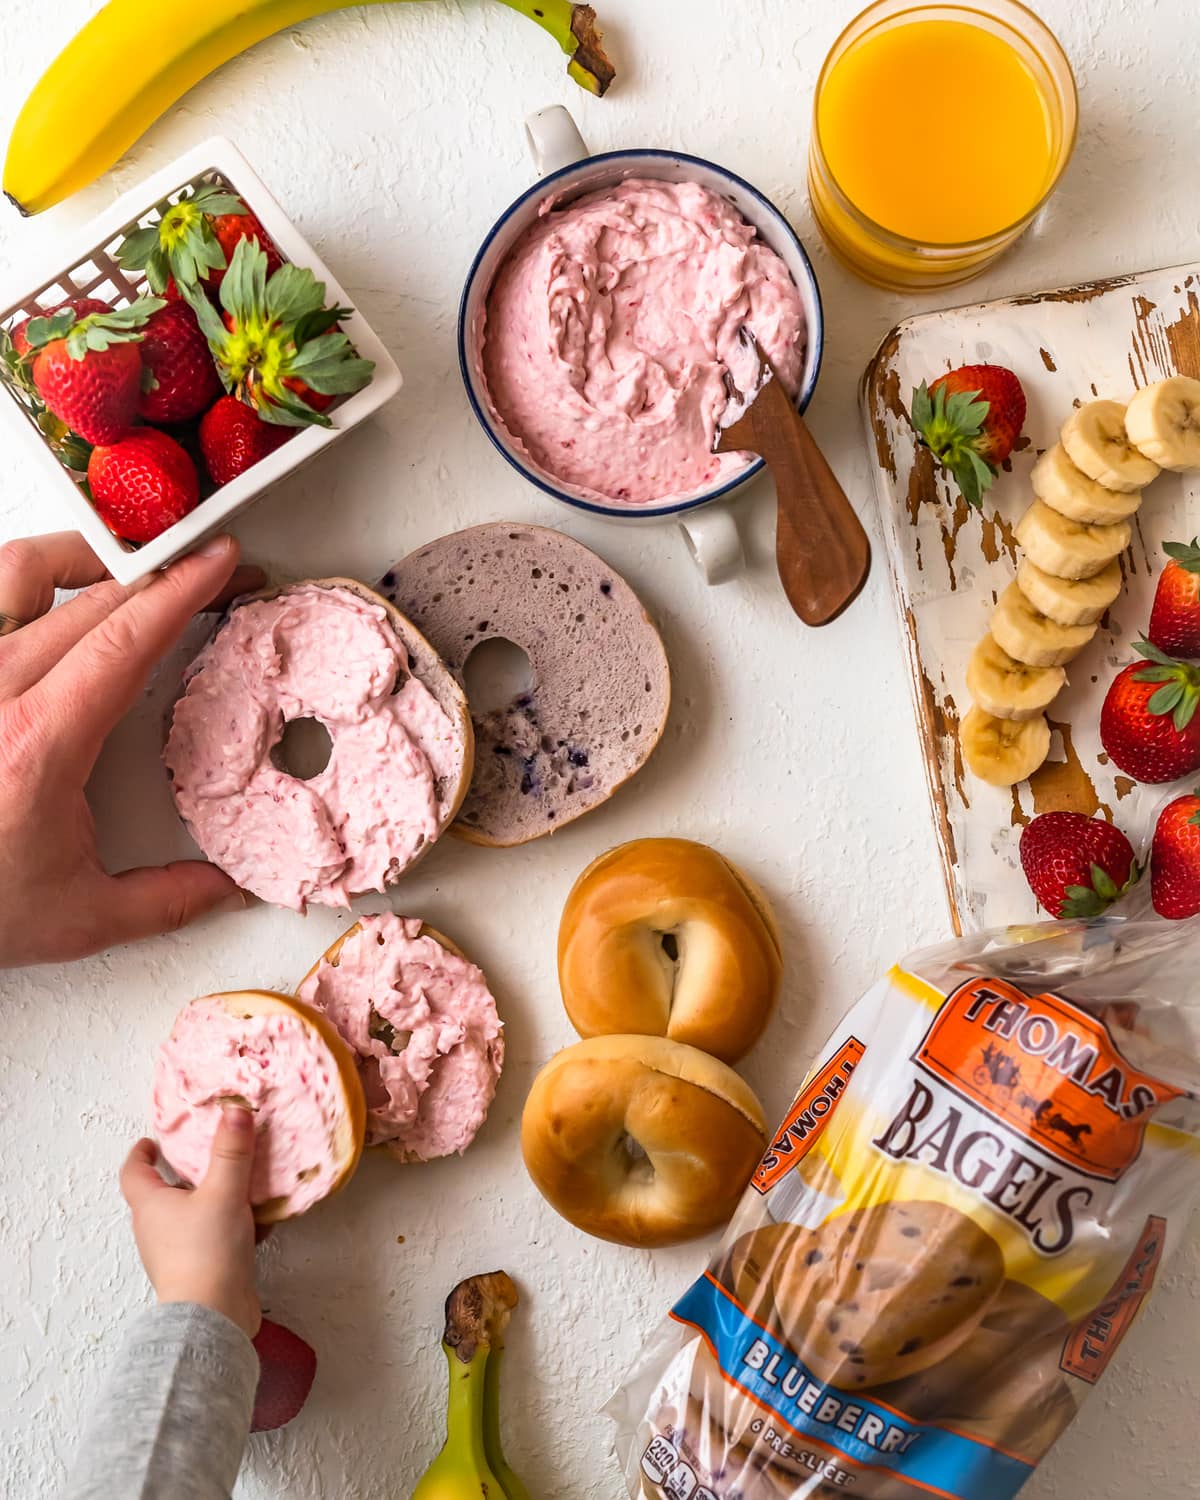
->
xmin=1015 ymin=498 xmax=1131 ymax=580
xmin=1015 ymin=555 xmax=1122 ymax=627
xmin=1061 ymin=400 xmax=1160 ymax=492
xmin=992 ymin=582 xmax=1096 ymax=666
xmin=1124 ymin=376 xmax=1200 ymax=471
xmin=1031 ymin=443 xmax=1141 ymax=524
xmin=966 ymin=633 xmax=1066 ymax=720
xmin=960 ymin=704 xmax=1051 ymax=787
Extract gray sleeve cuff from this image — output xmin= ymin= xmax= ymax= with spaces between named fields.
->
xmin=64 ymin=1303 xmax=259 ymax=1500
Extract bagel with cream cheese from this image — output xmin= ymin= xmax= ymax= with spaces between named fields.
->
xmin=152 ymin=990 xmax=365 ymax=1224
xmin=164 ymin=578 xmax=473 ymax=911
xmin=297 ymin=913 xmax=504 ymax=1163
xmin=521 ymin=1035 xmax=767 ymax=1247
xmin=558 ymin=838 xmax=782 ymax=1063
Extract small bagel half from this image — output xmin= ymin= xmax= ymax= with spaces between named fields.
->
xmin=558 ymin=838 xmax=783 ymax=1063
xmin=298 ymin=913 xmax=504 ymax=1162
xmin=152 ymin=990 xmax=366 ymax=1224
xmin=521 ymin=1035 xmax=767 ymax=1247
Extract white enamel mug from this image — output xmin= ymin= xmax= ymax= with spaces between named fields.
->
xmin=457 ymin=107 xmax=825 ymax=584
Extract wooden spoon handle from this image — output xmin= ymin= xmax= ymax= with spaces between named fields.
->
xmin=774 ymin=413 xmax=871 ymax=625
xmin=719 ymin=375 xmax=871 ymax=625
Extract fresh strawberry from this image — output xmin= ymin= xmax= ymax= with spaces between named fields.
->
xmin=199 ymin=395 xmax=292 ymax=485
xmin=190 ymin=239 xmax=373 ymax=429
xmin=1148 ymin=538 xmax=1200 ymax=656
xmin=1100 ymin=641 xmax=1200 ymax=783
xmin=910 ymin=364 xmax=1027 ymax=508
xmin=136 ymin=302 xmax=221 ymax=425
xmin=208 ymin=208 xmax=282 ymax=287
xmin=28 ymin=299 xmax=163 ymax=446
xmin=250 ymin=1319 xmax=316 ymax=1432
xmin=87 ymin=429 xmax=199 ymax=542
xmin=118 ymin=184 xmax=282 ymax=300
xmin=10 ymin=297 xmax=112 ymax=358
xmin=1019 ymin=811 xmax=1140 ymax=918
xmin=1151 ymin=788 xmax=1200 ymax=919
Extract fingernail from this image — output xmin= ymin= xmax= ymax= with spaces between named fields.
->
xmin=217 ymin=888 xmax=252 ymax=914
xmin=221 ymin=1101 xmax=255 ymax=1132
xmin=197 ymin=534 xmax=234 ymax=558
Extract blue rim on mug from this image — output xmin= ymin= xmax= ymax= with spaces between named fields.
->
xmin=457 ymin=148 xmax=826 ymax=522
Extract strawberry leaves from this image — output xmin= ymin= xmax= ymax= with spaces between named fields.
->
xmin=1060 ymin=858 xmax=1142 ymax=920
xmin=194 ymin=240 xmax=374 ymax=429
xmin=118 ymin=183 xmax=247 ymax=296
xmin=910 ymin=379 xmax=997 ymax=509
xmin=18 ymin=298 xmax=164 ymax=360
xmin=1163 ymin=537 xmax=1200 ymax=575
xmin=1132 ymin=639 xmax=1200 ymax=730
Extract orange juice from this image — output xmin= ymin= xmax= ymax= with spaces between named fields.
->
xmin=809 ymin=1 xmax=1077 ymax=290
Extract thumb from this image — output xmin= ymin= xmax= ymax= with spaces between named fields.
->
xmin=200 ymin=1104 xmax=258 ymax=1207
xmin=103 ymin=861 xmax=249 ymax=948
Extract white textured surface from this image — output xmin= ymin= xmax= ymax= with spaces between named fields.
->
xmin=0 ymin=2 xmax=1196 ymax=1496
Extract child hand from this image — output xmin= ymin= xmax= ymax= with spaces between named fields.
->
xmin=120 ymin=1104 xmax=261 ymax=1339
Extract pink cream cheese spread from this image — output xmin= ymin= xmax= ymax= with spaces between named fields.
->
xmin=480 ymin=178 xmax=807 ymax=506
xmin=298 ymin=914 xmax=504 ymax=1162
xmin=164 ymin=584 xmax=463 ymax=911
xmin=152 ymin=996 xmax=354 ymax=1216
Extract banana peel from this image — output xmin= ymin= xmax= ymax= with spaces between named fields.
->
xmin=4 ymin=1 xmax=615 ymax=216
xmin=412 ymin=1271 xmax=531 ymax=1500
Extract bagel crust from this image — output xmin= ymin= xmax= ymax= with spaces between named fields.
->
xmin=151 ymin=990 xmax=366 ymax=1225
xmin=521 ymin=1035 xmax=767 ymax=1247
xmin=558 ymin=838 xmax=782 ymax=1063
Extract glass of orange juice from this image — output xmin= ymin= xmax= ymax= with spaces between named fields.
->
xmin=809 ymin=0 xmax=1077 ymax=291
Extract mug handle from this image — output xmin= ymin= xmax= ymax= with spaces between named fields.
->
xmin=525 ymin=106 xmax=590 ymax=176
xmin=678 ymin=507 xmax=744 ymax=586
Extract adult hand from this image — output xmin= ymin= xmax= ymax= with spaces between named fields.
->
xmin=121 ymin=1106 xmax=261 ymax=1339
xmin=0 ymin=531 xmax=263 ymax=967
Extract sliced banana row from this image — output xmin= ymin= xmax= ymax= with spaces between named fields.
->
xmin=959 ymin=379 xmax=1200 ymax=789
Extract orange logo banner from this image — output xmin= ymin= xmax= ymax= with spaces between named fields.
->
xmin=915 ymin=978 xmax=1179 ymax=1182
xmin=752 ymin=1037 xmax=866 ymax=1194
xmin=1061 ymin=1215 xmax=1167 ymax=1382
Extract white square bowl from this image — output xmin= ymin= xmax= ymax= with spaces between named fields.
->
xmin=0 ymin=137 xmax=402 ymax=584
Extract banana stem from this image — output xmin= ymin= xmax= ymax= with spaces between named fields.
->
xmin=494 ymin=0 xmax=615 ymax=95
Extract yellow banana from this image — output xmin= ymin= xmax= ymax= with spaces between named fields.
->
xmin=4 ymin=0 xmax=614 ymax=216
xmin=412 ymin=1271 xmax=531 ymax=1500
xmin=411 ymin=1342 xmax=505 ymax=1500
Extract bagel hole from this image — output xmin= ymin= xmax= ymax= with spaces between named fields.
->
xmin=272 ymin=717 xmax=333 ymax=780
xmin=660 ymin=931 xmax=680 ymax=964
xmin=368 ymin=1007 xmax=411 ymax=1055
xmin=463 ymin=637 xmax=534 ymax=715
xmin=619 ymin=1132 xmax=655 ymax=1184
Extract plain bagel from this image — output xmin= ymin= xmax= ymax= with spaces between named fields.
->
xmin=151 ymin=990 xmax=366 ymax=1224
xmin=164 ymin=578 xmax=473 ymax=910
xmin=558 ymin=839 xmax=782 ymax=1063
xmin=521 ymin=1034 xmax=768 ymax=1247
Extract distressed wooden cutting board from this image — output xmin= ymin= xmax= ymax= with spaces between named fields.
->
xmin=863 ymin=263 xmax=1200 ymax=934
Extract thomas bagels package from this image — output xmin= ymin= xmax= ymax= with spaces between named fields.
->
xmin=609 ymin=911 xmax=1200 ymax=1499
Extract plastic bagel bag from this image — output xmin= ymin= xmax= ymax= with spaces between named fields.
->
xmin=608 ymin=895 xmax=1200 ymax=1500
